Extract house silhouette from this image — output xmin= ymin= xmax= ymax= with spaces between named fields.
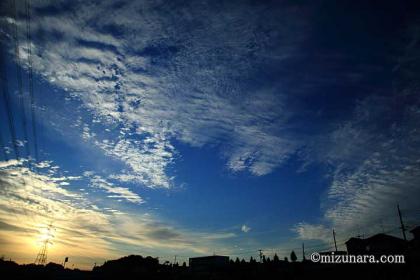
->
xmin=407 ymin=226 xmax=420 ymax=263
xmin=345 ymin=233 xmax=407 ymax=256
xmin=410 ymin=226 xmax=420 ymax=241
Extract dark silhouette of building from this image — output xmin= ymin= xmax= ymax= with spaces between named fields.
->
xmin=346 ymin=233 xmax=407 ymax=256
xmin=346 ymin=237 xmax=365 ymax=254
xmin=189 ymin=255 xmax=229 ymax=272
xmin=409 ymin=227 xmax=420 ymax=251
xmin=407 ymin=226 xmax=420 ymax=263
xmin=410 ymin=226 xmax=420 ymax=241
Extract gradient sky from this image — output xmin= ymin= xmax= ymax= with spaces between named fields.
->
xmin=1 ymin=0 xmax=420 ymax=270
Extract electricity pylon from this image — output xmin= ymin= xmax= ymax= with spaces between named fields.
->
xmin=34 ymin=223 xmax=54 ymax=265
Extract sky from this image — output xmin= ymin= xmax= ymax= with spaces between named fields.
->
xmin=1 ymin=0 xmax=420 ymax=270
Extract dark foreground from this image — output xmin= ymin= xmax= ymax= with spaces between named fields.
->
xmin=1 ymin=254 xmax=420 ymax=280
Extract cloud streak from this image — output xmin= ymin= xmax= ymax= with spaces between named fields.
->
xmin=89 ymin=174 xmax=144 ymax=204
xmin=0 ymin=160 xmax=237 ymax=268
xmin=295 ymin=72 xmax=420 ymax=244
xmin=1 ymin=0 xmax=306 ymax=187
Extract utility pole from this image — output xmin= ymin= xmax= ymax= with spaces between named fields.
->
xmin=332 ymin=229 xmax=338 ymax=252
xmin=397 ymin=204 xmax=407 ymax=241
xmin=258 ymin=250 xmax=263 ymax=263
xmin=302 ymin=243 xmax=305 ymax=260
xmin=174 ymin=255 xmax=177 ymax=265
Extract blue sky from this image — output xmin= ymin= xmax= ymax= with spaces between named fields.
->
xmin=1 ymin=0 xmax=420 ymax=269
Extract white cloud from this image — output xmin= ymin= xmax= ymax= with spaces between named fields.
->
xmin=16 ymin=140 xmax=26 ymax=147
xmin=0 ymin=160 xmax=236 ymax=268
xmin=293 ymin=223 xmax=330 ymax=243
xmin=241 ymin=224 xmax=251 ymax=233
xmin=0 ymin=159 xmax=22 ymax=168
xmin=35 ymin=161 xmax=53 ymax=169
xmin=4 ymin=0 xmax=306 ymax=187
xmin=89 ymin=174 xmax=144 ymax=204
xmin=294 ymin=90 xmax=420 ymax=243
xmin=293 ymin=26 xmax=420 ymax=240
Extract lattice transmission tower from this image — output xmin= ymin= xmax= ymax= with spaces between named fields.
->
xmin=34 ymin=224 xmax=54 ymax=265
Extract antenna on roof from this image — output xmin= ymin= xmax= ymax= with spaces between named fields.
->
xmin=332 ymin=229 xmax=338 ymax=252
xmin=397 ymin=204 xmax=407 ymax=241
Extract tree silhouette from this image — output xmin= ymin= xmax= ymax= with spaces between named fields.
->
xmin=273 ymin=253 xmax=280 ymax=263
xmin=290 ymin=251 xmax=297 ymax=262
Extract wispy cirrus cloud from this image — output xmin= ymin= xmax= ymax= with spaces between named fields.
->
xmin=295 ymin=92 xmax=420 ymax=244
xmin=3 ymin=0 xmax=419 ymax=259
xmin=293 ymin=24 xmax=420 ymax=244
xmin=1 ymin=0 xmax=306 ymax=188
xmin=0 ymin=159 xmax=236 ymax=268
xmin=293 ymin=223 xmax=330 ymax=243
xmin=88 ymin=174 xmax=144 ymax=204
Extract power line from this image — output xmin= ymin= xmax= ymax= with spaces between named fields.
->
xmin=9 ymin=0 xmax=40 ymax=232
xmin=25 ymin=0 xmax=40 ymax=167
xmin=0 ymin=34 xmax=20 ymax=160
xmin=0 ymin=30 xmax=38 ymax=239
xmin=1 ymin=32 xmax=42 ymax=244
xmin=12 ymin=0 xmax=31 ymax=163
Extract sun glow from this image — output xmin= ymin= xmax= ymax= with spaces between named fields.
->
xmin=34 ymin=223 xmax=56 ymax=247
